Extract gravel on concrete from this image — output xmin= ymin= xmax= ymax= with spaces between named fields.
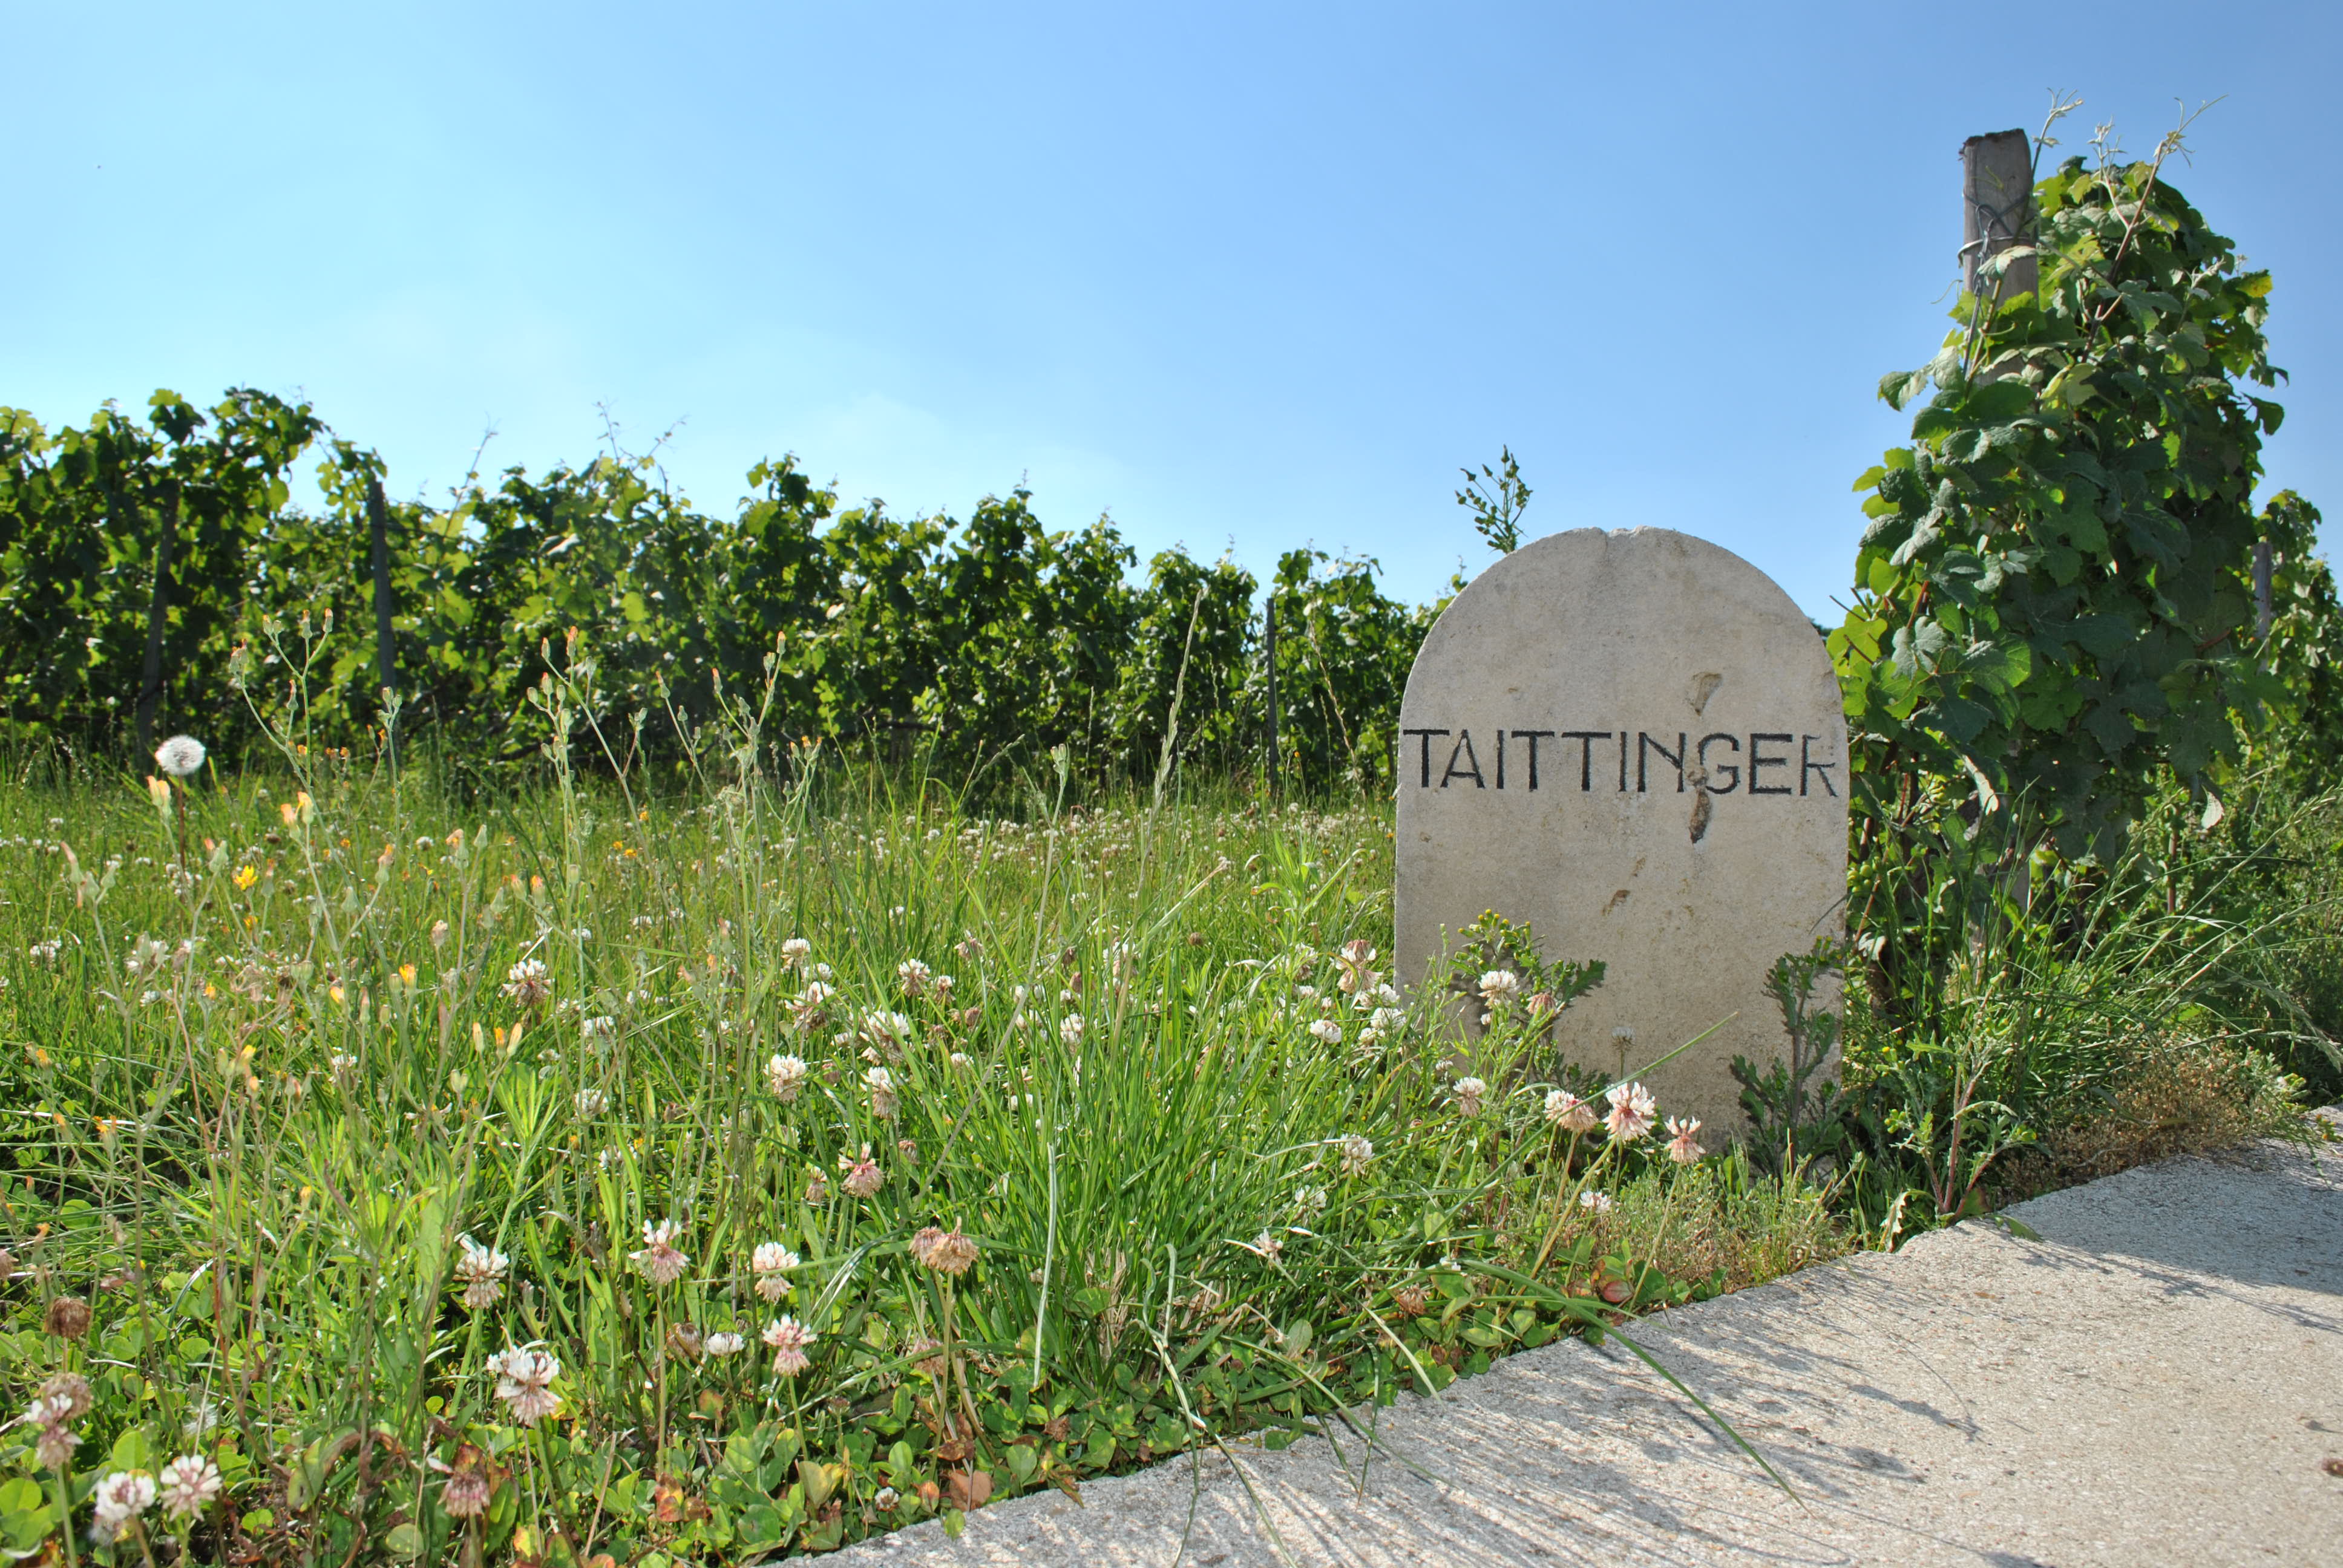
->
xmin=839 ymin=1113 xmax=2343 ymax=1568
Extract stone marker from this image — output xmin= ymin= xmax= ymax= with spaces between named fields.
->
xmin=1394 ymin=528 xmax=1847 ymax=1135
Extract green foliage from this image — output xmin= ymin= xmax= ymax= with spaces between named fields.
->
xmin=1454 ymin=446 xmax=1532 ymax=557
xmin=1829 ymin=770 xmax=2330 ymax=1232
xmin=1260 ymin=549 xmax=1437 ymax=794
xmin=0 ymin=402 xmax=1435 ymax=797
xmin=1832 ymin=142 xmax=2286 ymax=861
xmin=0 ymin=391 xmax=324 ymax=755
xmin=1731 ymin=938 xmax=1847 ymax=1170
xmin=0 ymin=707 xmax=1835 ymax=1563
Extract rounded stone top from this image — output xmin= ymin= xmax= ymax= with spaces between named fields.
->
xmin=1394 ymin=526 xmax=1847 ymax=1134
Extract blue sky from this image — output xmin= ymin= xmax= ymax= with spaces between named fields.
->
xmin=5 ymin=2 xmax=2338 ymax=621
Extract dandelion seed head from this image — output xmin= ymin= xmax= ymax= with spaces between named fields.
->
xmin=154 ymin=735 xmax=206 ymax=778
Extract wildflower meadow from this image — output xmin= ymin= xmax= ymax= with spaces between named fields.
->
xmin=5 ymin=131 xmax=2341 ymax=1565
xmin=0 ymin=667 xmax=1846 ymax=1566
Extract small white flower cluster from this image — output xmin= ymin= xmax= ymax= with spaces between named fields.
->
xmin=485 ymin=1345 xmax=560 ymax=1424
xmin=762 ymin=1315 xmax=816 ymax=1374
xmin=452 ymin=1233 xmax=510 ymax=1309
xmin=764 ymin=1052 xmax=808 ymax=1101
xmin=788 ymin=979 xmax=834 ymax=1033
xmin=501 ymin=958 xmax=551 ymax=1008
xmin=1539 ymin=1082 xmax=1705 ymax=1163
xmin=88 ymin=1449 xmax=225 ymax=1541
xmin=752 ymin=1242 xmax=799 ymax=1301
xmin=1476 ymin=969 xmax=1521 ymax=1025
xmin=631 ymin=1220 xmax=690 ymax=1285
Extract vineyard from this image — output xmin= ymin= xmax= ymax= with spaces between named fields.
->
xmin=0 ymin=137 xmax=2339 ymax=1566
xmin=0 ymin=400 xmax=1431 ymax=795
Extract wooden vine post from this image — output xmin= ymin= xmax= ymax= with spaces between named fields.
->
xmin=1960 ymin=129 xmax=2036 ymax=299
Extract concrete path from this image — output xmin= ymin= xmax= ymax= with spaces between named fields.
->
xmin=842 ymin=1114 xmax=2343 ymax=1568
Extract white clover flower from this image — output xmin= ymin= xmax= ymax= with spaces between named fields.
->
xmin=90 ymin=1470 xmax=156 ymax=1541
xmin=705 ymin=1331 xmax=746 ymax=1357
xmin=841 ymin=1146 xmax=885 ymax=1198
xmin=863 ymin=1065 xmax=899 ymax=1120
xmin=156 ymin=1454 xmax=223 ymax=1518
xmin=154 ymin=735 xmax=207 ymax=779
xmin=1578 ymin=1189 xmax=1614 ymax=1214
xmin=948 ymin=1050 xmax=972 ymax=1072
xmin=1605 ymin=1081 xmax=1657 ymax=1143
xmin=762 ymin=1315 xmax=815 ymax=1375
xmin=1058 ymin=1013 xmax=1086 ymax=1047
xmin=764 ymin=1052 xmax=808 ymax=1101
xmin=452 ymin=1233 xmax=510 ymax=1309
xmin=1478 ymin=970 xmax=1521 ymax=1009
xmin=631 ymin=1220 xmax=690 ymax=1285
xmin=487 ymin=1346 xmax=560 ymax=1425
xmin=574 ymin=1088 xmax=607 ymax=1117
xmin=780 ymin=937 xmax=811 ymax=969
xmin=1665 ymin=1116 xmax=1706 ymax=1164
xmin=752 ymin=1242 xmax=799 ymax=1302
xmin=786 ymin=980 xmax=834 ymax=1033
xmin=909 ymin=1224 xmax=978 ymax=1276
xmin=1337 ymin=1132 xmax=1374 ymax=1177
xmin=1308 ymin=1017 xmax=1343 ymax=1045
xmin=580 ymin=1014 xmax=616 ymax=1044
xmin=501 ymin=958 xmax=551 ymax=1008
xmin=897 ymin=958 xmax=932 ymax=996
xmin=1545 ymin=1089 xmax=1598 ymax=1133
xmin=1453 ymin=1076 xmax=1489 ymax=1116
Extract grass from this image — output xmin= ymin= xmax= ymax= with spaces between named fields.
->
xmin=0 ymin=733 xmax=1844 ymax=1567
